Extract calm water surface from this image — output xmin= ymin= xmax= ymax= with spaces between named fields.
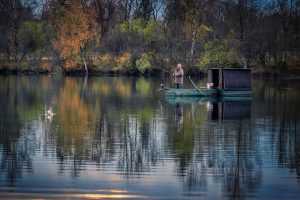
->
xmin=0 ymin=75 xmax=300 ymax=199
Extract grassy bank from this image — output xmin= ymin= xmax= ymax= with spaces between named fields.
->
xmin=1 ymin=55 xmax=299 ymax=78
xmin=0 ymin=59 xmax=54 ymax=75
xmin=2 ymin=64 xmax=300 ymax=79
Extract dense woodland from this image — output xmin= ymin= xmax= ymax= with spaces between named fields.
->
xmin=0 ymin=0 xmax=299 ymax=76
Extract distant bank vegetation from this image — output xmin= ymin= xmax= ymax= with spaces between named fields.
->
xmin=0 ymin=0 xmax=299 ymax=77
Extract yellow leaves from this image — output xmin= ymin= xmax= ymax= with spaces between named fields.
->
xmin=92 ymin=52 xmax=133 ymax=72
xmin=99 ymin=54 xmax=113 ymax=64
xmin=114 ymin=52 xmax=132 ymax=72
xmin=116 ymin=53 xmax=131 ymax=66
xmin=93 ymin=53 xmax=115 ymax=70
xmin=53 ymin=1 xmax=99 ymax=70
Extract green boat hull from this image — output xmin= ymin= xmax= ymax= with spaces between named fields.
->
xmin=164 ymin=88 xmax=217 ymax=97
xmin=164 ymin=88 xmax=252 ymax=97
xmin=165 ymin=95 xmax=251 ymax=104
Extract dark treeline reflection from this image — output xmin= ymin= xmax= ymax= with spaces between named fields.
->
xmin=253 ymin=79 xmax=300 ymax=181
xmin=164 ymin=101 xmax=261 ymax=199
xmin=0 ymin=76 xmax=300 ymax=199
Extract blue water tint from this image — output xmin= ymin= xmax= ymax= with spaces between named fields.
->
xmin=0 ymin=76 xmax=300 ymax=199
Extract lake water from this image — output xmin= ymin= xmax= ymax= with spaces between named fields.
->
xmin=0 ymin=75 xmax=300 ymax=199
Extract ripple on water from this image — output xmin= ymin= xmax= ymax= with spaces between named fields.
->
xmin=1 ymin=77 xmax=300 ymax=199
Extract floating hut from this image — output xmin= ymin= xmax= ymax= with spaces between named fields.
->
xmin=165 ymin=68 xmax=252 ymax=97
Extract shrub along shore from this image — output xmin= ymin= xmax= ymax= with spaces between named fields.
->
xmin=1 ymin=57 xmax=300 ymax=78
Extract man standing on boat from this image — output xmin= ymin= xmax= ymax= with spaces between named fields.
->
xmin=172 ymin=63 xmax=184 ymax=89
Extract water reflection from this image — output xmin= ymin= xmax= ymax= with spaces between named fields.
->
xmin=0 ymin=76 xmax=54 ymax=186
xmin=0 ymin=76 xmax=300 ymax=199
xmin=166 ymin=99 xmax=260 ymax=199
xmin=253 ymin=79 xmax=300 ymax=181
xmin=207 ymin=100 xmax=251 ymax=121
xmin=174 ymin=103 xmax=183 ymax=130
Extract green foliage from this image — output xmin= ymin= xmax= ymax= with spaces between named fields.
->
xmin=119 ymin=19 xmax=164 ymax=44
xmin=120 ymin=19 xmax=144 ymax=35
xmin=143 ymin=20 xmax=164 ymax=42
xmin=18 ymin=21 xmax=46 ymax=52
xmin=197 ymin=32 xmax=241 ymax=70
xmin=20 ymin=59 xmax=29 ymax=69
xmin=136 ymin=53 xmax=153 ymax=73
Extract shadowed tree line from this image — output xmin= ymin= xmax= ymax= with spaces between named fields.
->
xmin=0 ymin=0 xmax=299 ymax=75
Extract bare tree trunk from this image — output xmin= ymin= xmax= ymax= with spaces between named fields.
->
xmin=124 ymin=0 xmax=134 ymax=20
xmin=238 ymin=0 xmax=246 ymax=68
xmin=82 ymin=56 xmax=88 ymax=76
xmin=80 ymin=43 xmax=88 ymax=76
xmin=278 ymin=0 xmax=288 ymax=64
xmin=11 ymin=0 xmax=21 ymax=72
xmin=190 ymin=19 xmax=196 ymax=57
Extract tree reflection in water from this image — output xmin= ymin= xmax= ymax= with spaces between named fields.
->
xmin=0 ymin=77 xmax=300 ymax=199
xmin=0 ymin=76 xmax=55 ymax=186
xmin=254 ymin=79 xmax=300 ymax=181
xmin=166 ymin=100 xmax=262 ymax=199
xmin=47 ymin=77 xmax=164 ymax=179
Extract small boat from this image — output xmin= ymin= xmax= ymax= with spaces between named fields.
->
xmin=165 ymin=88 xmax=217 ymax=97
xmin=165 ymin=95 xmax=251 ymax=104
xmin=165 ymin=68 xmax=252 ymax=97
xmin=165 ymin=88 xmax=252 ymax=97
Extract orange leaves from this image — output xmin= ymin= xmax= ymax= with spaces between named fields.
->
xmin=53 ymin=1 xmax=99 ymax=70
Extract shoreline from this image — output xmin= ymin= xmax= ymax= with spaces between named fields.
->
xmin=1 ymin=66 xmax=300 ymax=79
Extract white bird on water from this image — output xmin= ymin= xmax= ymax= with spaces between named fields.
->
xmin=44 ymin=106 xmax=55 ymax=120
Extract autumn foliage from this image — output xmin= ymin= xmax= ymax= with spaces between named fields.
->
xmin=53 ymin=0 xmax=99 ymax=70
xmin=1 ymin=0 xmax=299 ymax=75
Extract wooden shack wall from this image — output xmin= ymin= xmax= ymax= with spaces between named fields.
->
xmin=222 ymin=69 xmax=251 ymax=90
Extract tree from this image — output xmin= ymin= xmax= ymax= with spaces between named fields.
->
xmin=53 ymin=0 xmax=99 ymax=74
xmin=197 ymin=31 xmax=241 ymax=70
xmin=92 ymin=0 xmax=120 ymax=36
xmin=0 ymin=0 xmax=34 ymax=69
xmin=120 ymin=0 xmax=135 ymax=20
xmin=18 ymin=21 xmax=46 ymax=62
xmin=119 ymin=19 xmax=164 ymax=53
xmin=134 ymin=0 xmax=153 ymax=20
xmin=183 ymin=10 xmax=213 ymax=57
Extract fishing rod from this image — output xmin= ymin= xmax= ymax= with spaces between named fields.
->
xmin=188 ymin=76 xmax=207 ymax=96
xmin=157 ymin=65 xmax=174 ymax=91
xmin=155 ymin=65 xmax=172 ymax=74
